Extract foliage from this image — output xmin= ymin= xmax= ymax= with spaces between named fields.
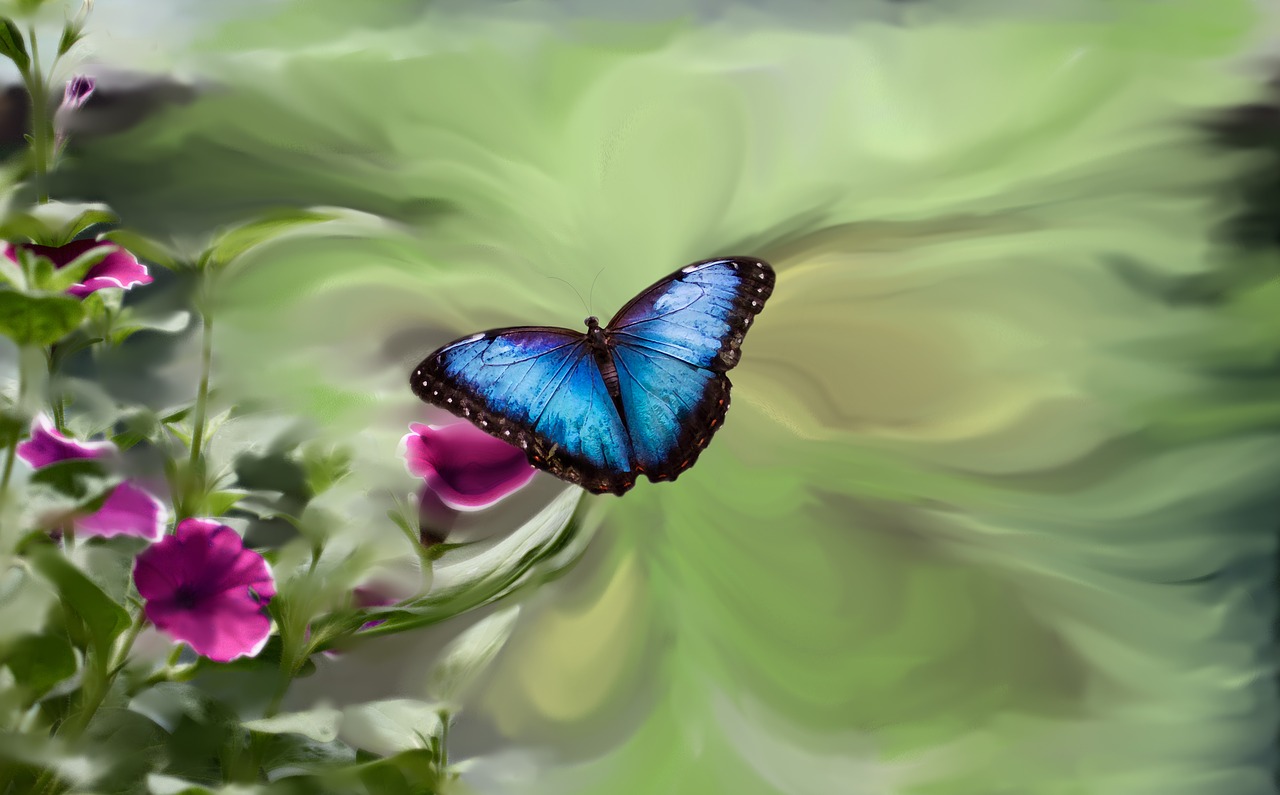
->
xmin=0 ymin=5 xmax=595 ymax=791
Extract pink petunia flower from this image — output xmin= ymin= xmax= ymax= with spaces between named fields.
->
xmin=62 ymin=76 xmax=95 ymax=110
xmin=133 ymin=518 xmax=276 ymax=663
xmin=3 ymin=238 xmax=152 ymax=298
xmin=17 ymin=414 xmax=167 ymax=542
xmin=402 ymin=422 xmax=536 ymax=511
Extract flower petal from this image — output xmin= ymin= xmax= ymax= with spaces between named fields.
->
xmin=354 ymin=585 xmax=397 ymax=631
xmin=66 ymin=245 xmax=152 ymax=297
xmin=16 ymin=414 xmax=113 ymax=467
xmin=402 ymin=422 xmax=536 ymax=511
xmin=172 ymin=518 xmax=277 ymax=599
xmin=6 ymin=239 xmax=152 ymax=297
xmin=74 ymin=481 xmax=168 ymax=541
xmin=144 ymin=592 xmax=272 ymax=663
xmin=62 ymin=76 xmax=95 ymax=110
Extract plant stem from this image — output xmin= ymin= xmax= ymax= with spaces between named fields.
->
xmin=46 ymin=346 xmax=64 ymax=432
xmin=26 ymin=26 xmax=50 ymax=204
xmin=179 ymin=310 xmax=213 ymax=520
xmin=0 ymin=423 xmax=18 ymax=500
xmin=59 ymin=606 xmax=147 ymax=741
xmin=437 ymin=709 xmax=450 ymax=778
xmin=188 ymin=311 xmax=212 ymax=469
xmin=0 ymin=347 xmax=41 ymax=539
xmin=265 ymin=642 xmax=303 ymax=718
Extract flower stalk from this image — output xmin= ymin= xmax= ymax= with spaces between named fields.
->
xmin=1 ymin=346 xmax=46 ymax=530
xmin=179 ymin=309 xmax=214 ymax=521
xmin=24 ymin=24 xmax=52 ymax=205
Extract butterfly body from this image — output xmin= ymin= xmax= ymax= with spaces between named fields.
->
xmin=411 ymin=257 xmax=774 ymax=495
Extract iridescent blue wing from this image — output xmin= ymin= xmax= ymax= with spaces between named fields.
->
xmin=411 ymin=327 xmax=636 ymax=494
xmin=605 ymin=257 xmax=774 ymax=481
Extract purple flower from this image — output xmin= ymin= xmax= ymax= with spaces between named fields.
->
xmin=353 ymin=585 xmax=396 ymax=631
xmin=402 ymin=422 xmax=535 ymax=511
xmin=3 ymin=238 xmax=153 ymax=297
xmin=62 ymin=76 xmax=96 ymax=111
xmin=133 ymin=518 xmax=276 ymax=663
xmin=17 ymin=414 xmax=167 ymax=542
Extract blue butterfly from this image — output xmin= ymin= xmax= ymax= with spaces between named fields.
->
xmin=411 ymin=257 xmax=775 ymax=495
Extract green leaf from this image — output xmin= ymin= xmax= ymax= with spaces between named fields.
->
xmin=0 ymin=408 xmax=19 ymax=447
xmin=257 ymin=734 xmax=356 ymax=783
xmin=352 ymin=749 xmax=439 ymax=795
xmin=40 ymin=243 xmax=114 ymax=292
xmin=2 ymin=633 xmax=77 ymax=703
xmin=339 ymin=699 xmax=443 ymax=757
xmin=0 ymin=18 xmax=28 ymax=72
xmin=112 ymin=409 xmax=163 ymax=450
xmin=145 ymin=774 xmax=216 ymax=795
xmin=26 ymin=253 xmax=54 ymax=290
xmin=82 ymin=707 xmax=167 ymax=788
xmin=356 ymin=487 xmax=591 ymax=639
xmin=102 ymin=229 xmax=178 ymax=271
xmin=55 ymin=210 xmax=119 ymax=245
xmin=57 ymin=24 xmax=82 ymax=58
xmin=309 ymin=487 xmax=590 ymax=651
xmin=299 ymin=442 xmax=352 ymax=496
xmin=48 ymin=334 xmax=103 ymax=370
xmin=425 ymin=605 xmax=521 ymax=707
xmin=29 ymin=548 xmax=131 ymax=656
xmin=203 ymin=489 xmax=251 ymax=517
xmin=0 ymin=251 xmax=23 ymax=289
xmin=208 ymin=208 xmax=341 ymax=270
xmin=28 ymin=458 xmax=120 ymax=514
xmin=0 ymin=290 xmax=85 ymax=345
xmin=244 ymin=706 xmax=343 ymax=743
xmin=0 ymin=213 xmax=52 ymax=244
xmin=110 ymin=309 xmax=192 ymax=345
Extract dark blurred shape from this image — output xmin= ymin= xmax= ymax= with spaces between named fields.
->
xmin=1111 ymin=68 xmax=1280 ymax=315
xmin=1203 ymin=72 xmax=1280 ymax=252
xmin=0 ymin=84 xmax=29 ymax=161
xmin=0 ymin=74 xmax=197 ymax=163
xmin=60 ymin=74 xmax=198 ymax=139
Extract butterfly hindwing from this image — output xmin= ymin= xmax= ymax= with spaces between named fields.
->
xmin=610 ymin=343 xmax=729 ymax=479
xmin=411 ymin=327 xmax=635 ymax=494
xmin=605 ymin=257 xmax=774 ymax=483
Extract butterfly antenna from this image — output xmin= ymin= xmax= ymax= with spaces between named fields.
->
xmin=543 ymin=274 xmax=590 ymax=316
xmin=586 ymin=266 xmax=606 ymax=316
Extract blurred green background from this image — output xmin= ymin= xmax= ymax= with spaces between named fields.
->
xmin=52 ymin=0 xmax=1280 ymax=792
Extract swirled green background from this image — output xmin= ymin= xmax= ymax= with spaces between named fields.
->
xmin=65 ymin=0 xmax=1279 ymax=792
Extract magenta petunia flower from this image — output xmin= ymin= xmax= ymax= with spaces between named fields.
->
xmin=17 ymin=414 xmax=167 ymax=541
xmin=62 ymin=76 xmax=96 ymax=110
xmin=402 ymin=421 xmax=536 ymax=511
xmin=3 ymin=238 xmax=152 ymax=297
xmin=133 ymin=518 xmax=276 ymax=663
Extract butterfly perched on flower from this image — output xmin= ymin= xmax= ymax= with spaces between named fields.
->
xmin=410 ymin=257 xmax=775 ymax=495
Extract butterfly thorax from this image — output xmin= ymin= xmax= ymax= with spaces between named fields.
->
xmin=584 ymin=316 xmax=625 ymax=410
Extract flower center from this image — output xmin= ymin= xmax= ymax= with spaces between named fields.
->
xmin=173 ymin=585 xmax=201 ymax=609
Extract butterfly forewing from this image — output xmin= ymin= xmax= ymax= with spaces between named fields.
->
xmin=606 ymin=257 xmax=774 ymax=372
xmin=411 ymin=327 xmax=636 ymax=494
